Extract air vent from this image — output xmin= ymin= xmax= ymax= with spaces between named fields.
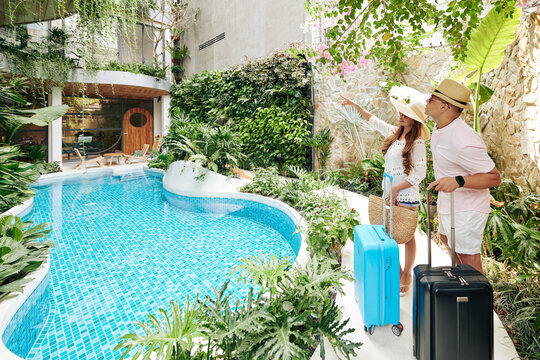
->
xmin=199 ymin=32 xmax=225 ymax=50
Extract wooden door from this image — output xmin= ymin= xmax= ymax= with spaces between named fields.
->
xmin=123 ymin=107 xmax=153 ymax=155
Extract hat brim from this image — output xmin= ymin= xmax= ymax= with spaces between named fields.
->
xmin=430 ymin=88 xmax=472 ymax=109
xmin=390 ymin=98 xmax=431 ymax=140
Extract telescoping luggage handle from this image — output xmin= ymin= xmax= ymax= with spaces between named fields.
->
xmin=382 ymin=172 xmax=393 ymax=239
xmin=426 ymin=190 xmax=456 ymax=267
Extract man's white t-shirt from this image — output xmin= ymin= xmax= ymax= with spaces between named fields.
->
xmin=431 ymin=117 xmax=495 ymax=214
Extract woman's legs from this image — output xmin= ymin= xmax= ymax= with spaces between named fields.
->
xmin=400 ymin=235 xmax=416 ymax=294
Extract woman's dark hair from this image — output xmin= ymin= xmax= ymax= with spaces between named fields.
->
xmin=381 ymin=118 xmax=422 ymax=175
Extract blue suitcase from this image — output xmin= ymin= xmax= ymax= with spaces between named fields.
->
xmin=354 ymin=172 xmax=403 ymax=335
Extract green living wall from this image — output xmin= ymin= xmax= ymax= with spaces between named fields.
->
xmin=169 ymin=49 xmax=313 ymax=169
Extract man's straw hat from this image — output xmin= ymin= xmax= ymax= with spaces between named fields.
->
xmin=431 ymin=79 xmax=472 ymax=109
xmin=390 ymin=98 xmax=431 ymax=140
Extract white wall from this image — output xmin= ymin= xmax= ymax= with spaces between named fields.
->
xmin=48 ymin=87 xmax=63 ymax=163
xmin=182 ymin=0 xmax=310 ymax=76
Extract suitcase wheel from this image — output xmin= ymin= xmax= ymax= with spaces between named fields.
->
xmin=391 ymin=322 xmax=403 ymax=336
xmin=364 ymin=325 xmax=375 ymax=335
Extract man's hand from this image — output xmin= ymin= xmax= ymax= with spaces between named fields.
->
xmin=427 ymin=177 xmax=459 ymax=192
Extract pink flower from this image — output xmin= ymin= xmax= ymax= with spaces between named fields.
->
xmin=516 ymin=0 xmax=529 ymax=8
xmin=316 ymin=43 xmax=328 ymax=52
xmin=312 ymin=23 xmax=320 ymax=29
xmin=323 ymin=51 xmax=333 ymax=60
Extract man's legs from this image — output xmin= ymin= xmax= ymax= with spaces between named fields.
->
xmin=439 ymin=234 xmax=483 ymax=273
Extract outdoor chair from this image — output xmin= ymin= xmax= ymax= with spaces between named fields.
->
xmin=124 ymin=144 xmax=150 ymax=164
xmin=74 ymin=148 xmax=104 ymax=169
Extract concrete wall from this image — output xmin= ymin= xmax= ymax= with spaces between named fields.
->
xmin=181 ymin=0 xmax=309 ymax=76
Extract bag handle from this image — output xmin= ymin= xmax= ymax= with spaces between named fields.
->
xmin=426 ymin=189 xmax=456 ymax=268
xmin=383 ymin=172 xmax=393 ymax=239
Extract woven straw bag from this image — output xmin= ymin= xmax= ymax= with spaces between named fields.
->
xmin=368 ymin=195 xmax=418 ymax=244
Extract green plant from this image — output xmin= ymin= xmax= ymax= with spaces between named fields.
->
xmin=149 ymin=152 xmax=176 ymax=171
xmin=35 ymin=161 xmax=62 ymax=175
xmin=90 ymin=61 xmax=167 ymax=79
xmin=454 ymin=4 xmax=521 ymax=132
xmin=0 ymin=215 xmax=53 ymax=299
xmin=20 ymin=144 xmax=47 ymax=163
xmin=302 ymin=193 xmax=360 ymax=260
xmin=0 ymin=78 xmax=69 ymax=145
xmin=306 ymin=128 xmax=334 ymax=171
xmin=116 ymin=255 xmax=361 ymax=360
xmin=359 ymin=152 xmax=385 ymax=196
xmin=115 ymin=296 xmax=204 ymax=360
xmin=237 ymin=106 xmax=311 ymax=169
xmin=303 ymin=0 xmax=515 ymax=79
xmin=165 ymin=122 xmax=245 ymax=177
xmin=485 ymin=178 xmax=540 ymax=275
xmin=483 ymin=258 xmax=540 ymax=359
xmin=0 ymin=146 xmax=39 ymax=213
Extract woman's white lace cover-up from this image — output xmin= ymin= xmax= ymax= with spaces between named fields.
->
xmin=370 ymin=115 xmax=427 ymax=203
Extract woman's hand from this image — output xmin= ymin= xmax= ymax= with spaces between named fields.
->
xmin=339 ymin=95 xmax=356 ymax=106
xmin=385 ymin=185 xmax=400 ymax=205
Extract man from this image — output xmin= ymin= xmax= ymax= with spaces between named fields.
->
xmin=425 ymin=79 xmax=501 ymax=273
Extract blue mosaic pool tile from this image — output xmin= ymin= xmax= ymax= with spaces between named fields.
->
xmin=5 ymin=170 xmax=297 ymax=359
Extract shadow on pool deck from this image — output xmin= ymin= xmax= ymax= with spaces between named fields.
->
xmin=310 ymin=191 xmax=519 ymax=360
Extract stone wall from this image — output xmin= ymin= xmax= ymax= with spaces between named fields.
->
xmin=313 ymin=12 xmax=540 ymax=193
xmin=313 ymin=49 xmax=454 ymax=169
xmin=479 ymin=12 xmax=540 ymax=193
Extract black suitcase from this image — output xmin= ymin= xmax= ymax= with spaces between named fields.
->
xmin=412 ymin=192 xmax=494 ymax=360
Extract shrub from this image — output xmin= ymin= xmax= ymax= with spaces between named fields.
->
xmin=485 ymin=178 xmax=540 ymax=275
xmin=0 ymin=146 xmax=39 ymax=213
xmin=483 ymin=258 xmax=540 ymax=359
xmin=0 ymin=215 xmax=53 ymax=300
xmin=115 ymin=255 xmax=361 ymax=360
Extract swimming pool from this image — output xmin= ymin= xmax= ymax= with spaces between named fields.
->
xmin=2 ymin=169 xmax=301 ymax=359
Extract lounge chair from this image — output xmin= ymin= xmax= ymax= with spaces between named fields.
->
xmin=74 ymin=148 xmax=104 ymax=169
xmin=124 ymin=144 xmax=150 ymax=164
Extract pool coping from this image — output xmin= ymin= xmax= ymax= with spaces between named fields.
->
xmin=0 ymin=164 xmax=308 ymax=360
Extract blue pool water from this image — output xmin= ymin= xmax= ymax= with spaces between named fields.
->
xmin=3 ymin=170 xmax=299 ymax=359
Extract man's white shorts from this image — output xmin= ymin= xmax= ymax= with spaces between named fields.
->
xmin=438 ymin=211 xmax=489 ymax=255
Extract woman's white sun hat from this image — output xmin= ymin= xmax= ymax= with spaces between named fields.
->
xmin=390 ymin=98 xmax=431 ymax=140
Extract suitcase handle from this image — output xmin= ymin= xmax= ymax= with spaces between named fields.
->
xmin=383 ymin=172 xmax=393 ymax=239
xmin=426 ymin=189 xmax=456 ymax=267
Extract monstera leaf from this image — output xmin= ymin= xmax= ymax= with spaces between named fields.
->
xmin=455 ymin=5 xmax=521 ymax=132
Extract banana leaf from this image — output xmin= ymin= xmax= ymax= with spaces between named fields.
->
xmin=456 ymin=5 xmax=521 ymax=132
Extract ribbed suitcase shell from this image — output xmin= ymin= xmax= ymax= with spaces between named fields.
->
xmin=412 ymin=263 xmax=494 ymax=360
xmin=354 ymin=224 xmax=400 ymax=329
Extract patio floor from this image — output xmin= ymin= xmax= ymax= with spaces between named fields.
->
xmin=311 ymin=190 xmax=519 ymax=360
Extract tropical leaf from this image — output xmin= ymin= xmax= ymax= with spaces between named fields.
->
xmin=115 ymin=297 xmax=203 ymax=360
xmin=460 ymin=5 xmax=521 ymax=85
xmin=8 ymin=105 xmax=69 ymax=126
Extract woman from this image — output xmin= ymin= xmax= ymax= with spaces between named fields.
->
xmin=340 ymin=95 xmax=429 ymax=295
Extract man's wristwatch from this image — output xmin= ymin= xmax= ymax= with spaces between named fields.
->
xmin=455 ymin=175 xmax=465 ymax=188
